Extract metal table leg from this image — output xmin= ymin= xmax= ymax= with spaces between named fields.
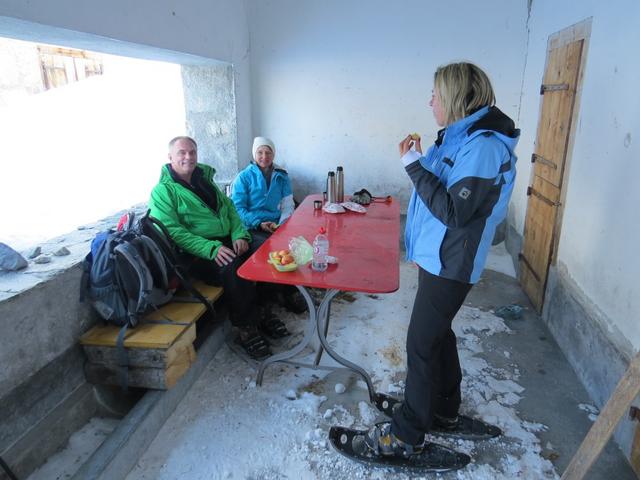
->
xmin=256 ymin=286 xmax=378 ymax=404
xmin=313 ymin=288 xmax=377 ymax=402
xmin=313 ymin=297 xmax=331 ymax=366
xmin=256 ymin=285 xmax=317 ymax=385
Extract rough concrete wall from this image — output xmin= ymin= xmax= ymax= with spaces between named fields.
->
xmin=182 ymin=65 xmax=238 ymax=185
xmin=544 ymin=265 xmax=634 ymax=460
xmin=0 ymin=265 xmax=96 ymax=395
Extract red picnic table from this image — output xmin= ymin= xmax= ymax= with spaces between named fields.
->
xmin=238 ymin=193 xmax=400 ymax=404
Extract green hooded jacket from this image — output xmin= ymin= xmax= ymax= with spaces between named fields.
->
xmin=149 ymin=163 xmax=250 ymax=260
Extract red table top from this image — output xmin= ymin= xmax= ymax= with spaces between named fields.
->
xmin=237 ymin=194 xmax=400 ymax=293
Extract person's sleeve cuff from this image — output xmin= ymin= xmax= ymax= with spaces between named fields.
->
xmin=402 ymin=150 xmax=421 ymax=167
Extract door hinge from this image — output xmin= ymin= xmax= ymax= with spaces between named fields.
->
xmin=531 ymin=153 xmax=558 ymax=170
xmin=519 ymin=253 xmax=541 ymax=282
xmin=527 ymin=186 xmax=560 ymax=207
xmin=540 ymin=83 xmax=569 ymax=94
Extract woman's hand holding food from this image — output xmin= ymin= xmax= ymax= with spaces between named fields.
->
xmin=399 ymin=133 xmax=422 ymax=157
xmin=260 ymin=221 xmax=278 ymax=233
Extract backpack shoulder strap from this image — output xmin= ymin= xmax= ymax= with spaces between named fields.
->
xmin=113 ymin=241 xmax=153 ymax=326
xmin=134 ymin=234 xmax=170 ymax=291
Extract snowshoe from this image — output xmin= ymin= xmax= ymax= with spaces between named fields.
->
xmin=431 ymin=414 xmax=502 ymax=440
xmin=329 ymin=425 xmax=470 ymax=473
xmin=373 ymin=392 xmax=401 ymax=417
xmin=373 ymin=393 xmax=502 ymax=440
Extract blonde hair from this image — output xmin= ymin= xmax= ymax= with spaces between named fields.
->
xmin=434 ymin=62 xmax=495 ymax=125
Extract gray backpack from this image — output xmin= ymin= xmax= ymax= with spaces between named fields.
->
xmin=83 ymin=229 xmax=173 ymax=327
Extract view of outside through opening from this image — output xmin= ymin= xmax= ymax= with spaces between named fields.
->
xmin=0 ymin=37 xmax=186 ymax=251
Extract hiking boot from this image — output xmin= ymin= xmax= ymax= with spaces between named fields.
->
xmin=235 ymin=328 xmax=271 ymax=360
xmin=259 ymin=306 xmax=291 ymax=338
xmin=364 ymin=422 xmax=424 ymax=458
xmin=281 ymin=290 xmax=308 ymax=314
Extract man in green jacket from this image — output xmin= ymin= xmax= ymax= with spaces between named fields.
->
xmin=149 ymin=136 xmax=288 ymax=359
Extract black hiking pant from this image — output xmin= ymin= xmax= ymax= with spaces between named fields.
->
xmin=185 ymin=236 xmax=263 ymax=329
xmin=391 ymin=267 xmax=473 ymax=445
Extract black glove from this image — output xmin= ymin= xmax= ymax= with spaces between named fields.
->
xmin=351 ymin=188 xmax=372 ymax=205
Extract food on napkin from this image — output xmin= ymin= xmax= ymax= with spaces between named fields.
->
xmin=323 ymin=202 xmax=346 ymax=214
xmin=341 ymin=201 xmax=367 ymax=213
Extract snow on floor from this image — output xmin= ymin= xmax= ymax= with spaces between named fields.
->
xmin=126 ymin=260 xmax=558 ymax=480
xmin=27 ymin=417 xmax=120 ymax=480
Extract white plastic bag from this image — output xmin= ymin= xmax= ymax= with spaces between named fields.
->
xmin=288 ymin=236 xmax=313 ymax=265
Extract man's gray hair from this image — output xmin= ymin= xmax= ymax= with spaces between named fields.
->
xmin=168 ymin=136 xmax=197 ymax=150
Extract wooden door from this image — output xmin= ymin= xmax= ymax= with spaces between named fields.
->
xmin=519 ymin=24 xmax=588 ymax=312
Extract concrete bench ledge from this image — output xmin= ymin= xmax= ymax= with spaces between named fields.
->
xmin=72 ymin=317 xmax=230 ymax=480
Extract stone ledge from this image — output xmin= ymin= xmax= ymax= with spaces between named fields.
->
xmin=0 ymin=204 xmax=148 ymax=302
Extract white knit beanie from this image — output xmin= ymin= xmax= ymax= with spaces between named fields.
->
xmin=252 ymin=136 xmax=276 ymax=160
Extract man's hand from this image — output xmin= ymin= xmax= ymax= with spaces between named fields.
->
xmin=214 ymin=245 xmax=236 ymax=267
xmin=399 ymin=134 xmax=422 ymax=157
xmin=232 ymin=238 xmax=249 ymax=256
xmin=260 ymin=221 xmax=278 ymax=233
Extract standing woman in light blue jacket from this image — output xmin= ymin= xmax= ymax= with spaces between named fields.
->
xmin=365 ymin=62 xmax=519 ymax=465
xmin=231 ymin=137 xmax=306 ymax=315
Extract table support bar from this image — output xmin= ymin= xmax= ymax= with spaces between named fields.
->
xmin=255 ymin=285 xmax=318 ymax=386
xmin=314 ymin=288 xmax=377 ymax=402
xmin=256 ymin=286 xmax=377 ymax=403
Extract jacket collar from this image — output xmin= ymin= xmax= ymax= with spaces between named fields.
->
xmin=441 ymin=106 xmax=490 ymax=144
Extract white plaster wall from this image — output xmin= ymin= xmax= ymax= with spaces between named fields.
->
xmin=247 ymin=0 xmax=528 ymax=209
xmin=0 ymin=0 xmax=254 ymax=165
xmin=518 ymin=1 xmax=640 ymax=354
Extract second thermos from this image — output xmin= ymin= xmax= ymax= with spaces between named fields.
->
xmin=336 ymin=166 xmax=344 ymax=203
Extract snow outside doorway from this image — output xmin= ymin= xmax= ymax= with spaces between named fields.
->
xmin=0 ymin=41 xmax=185 ymax=251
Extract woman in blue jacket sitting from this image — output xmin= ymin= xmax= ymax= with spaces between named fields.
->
xmin=231 ymin=137 xmax=306 ymax=315
xmin=365 ymin=62 xmax=519 ymax=466
xmin=232 ymin=137 xmax=294 ymax=243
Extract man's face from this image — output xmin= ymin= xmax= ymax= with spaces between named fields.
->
xmin=169 ymin=138 xmax=197 ymax=178
xmin=254 ymin=146 xmax=274 ymax=170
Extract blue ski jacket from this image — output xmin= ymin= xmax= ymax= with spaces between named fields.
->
xmin=231 ymin=162 xmax=293 ymax=229
xmin=404 ymin=106 xmax=519 ymax=284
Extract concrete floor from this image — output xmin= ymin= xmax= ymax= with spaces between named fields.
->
xmin=466 ymin=268 xmax=635 ymax=479
xmin=121 ymin=261 xmax=637 ymax=479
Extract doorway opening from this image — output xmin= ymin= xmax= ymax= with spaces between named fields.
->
xmin=0 ymin=32 xmax=237 ymax=253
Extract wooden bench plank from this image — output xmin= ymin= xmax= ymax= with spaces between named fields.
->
xmin=80 ymin=323 xmax=195 ymax=349
xmin=79 ymin=282 xmax=222 ymax=349
xmin=83 ymin=324 xmax=196 ymax=367
xmin=144 ymin=283 xmax=223 ymax=324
